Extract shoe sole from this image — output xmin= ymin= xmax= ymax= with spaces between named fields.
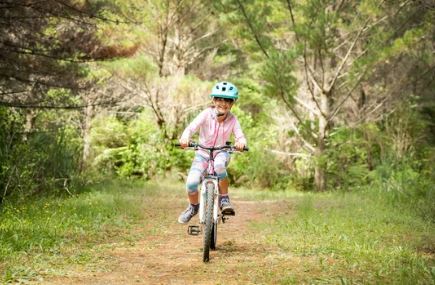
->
xmin=221 ymin=207 xmax=235 ymax=216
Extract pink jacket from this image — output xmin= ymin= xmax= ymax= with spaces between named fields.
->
xmin=181 ymin=107 xmax=247 ymax=150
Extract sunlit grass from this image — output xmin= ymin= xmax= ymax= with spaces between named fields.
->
xmin=0 ymin=179 xmax=156 ymax=283
xmin=251 ymin=191 xmax=435 ymax=284
xmin=234 ymin=185 xmax=304 ymax=200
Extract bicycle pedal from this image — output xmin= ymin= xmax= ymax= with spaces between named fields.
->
xmin=187 ymin=225 xmax=200 ymax=236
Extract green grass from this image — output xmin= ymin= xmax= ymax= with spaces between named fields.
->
xmin=250 ymin=190 xmax=435 ymax=284
xmin=1 ymin=178 xmax=433 ymax=284
xmin=234 ymin=185 xmax=304 ymax=200
xmin=0 ymin=179 xmax=159 ymax=283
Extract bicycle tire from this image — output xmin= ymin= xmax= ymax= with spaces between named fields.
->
xmin=210 ymin=221 xmax=217 ymax=250
xmin=203 ymin=182 xmax=214 ymax=262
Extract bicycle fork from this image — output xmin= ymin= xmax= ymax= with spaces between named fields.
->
xmin=199 ymin=178 xmax=219 ymax=224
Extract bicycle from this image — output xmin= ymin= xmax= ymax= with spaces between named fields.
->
xmin=177 ymin=141 xmax=248 ymax=262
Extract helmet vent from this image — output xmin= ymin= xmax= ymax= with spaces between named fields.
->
xmin=210 ymin=81 xmax=238 ymax=100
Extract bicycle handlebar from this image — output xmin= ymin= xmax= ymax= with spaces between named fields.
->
xmin=174 ymin=142 xmax=249 ymax=152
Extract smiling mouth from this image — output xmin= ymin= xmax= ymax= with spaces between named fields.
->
xmin=216 ymin=107 xmax=227 ymax=116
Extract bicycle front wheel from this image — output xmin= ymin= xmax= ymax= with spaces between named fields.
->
xmin=203 ymin=182 xmax=215 ymax=262
xmin=210 ymin=221 xmax=217 ymax=250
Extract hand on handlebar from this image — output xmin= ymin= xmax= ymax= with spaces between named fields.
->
xmin=179 ymin=138 xmax=189 ymax=149
xmin=234 ymin=142 xmax=245 ymax=151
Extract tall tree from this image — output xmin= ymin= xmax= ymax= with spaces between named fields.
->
xmin=0 ymin=0 xmax=137 ymax=108
xmin=109 ymin=0 xmax=232 ymax=141
xmin=222 ymin=0 xmax=434 ymax=191
xmin=0 ymin=0 xmax=137 ymax=200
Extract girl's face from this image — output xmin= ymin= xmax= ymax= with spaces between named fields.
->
xmin=213 ymin=97 xmax=234 ymax=116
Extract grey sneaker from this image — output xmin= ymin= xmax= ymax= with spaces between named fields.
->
xmin=178 ymin=204 xmax=199 ymax=224
xmin=220 ymin=196 xmax=235 ymax=216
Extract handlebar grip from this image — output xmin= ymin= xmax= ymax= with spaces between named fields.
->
xmin=174 ymin=142 xmax=197 ymax=148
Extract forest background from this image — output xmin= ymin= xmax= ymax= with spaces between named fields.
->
xmin=0 ymin=0 xmax=434 ymax=282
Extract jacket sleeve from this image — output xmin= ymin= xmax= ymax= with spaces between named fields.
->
xmin=180 ymin=109 xmax=207 ymax=141
xmin=233 ymin=117 xmax=247 ymax=145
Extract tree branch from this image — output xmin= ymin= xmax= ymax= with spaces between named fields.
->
xmin=0 ymin=100 xmax=121 ymax=109
xmin=267 ymin=149 xmax=311 ymax=157
xmin=0 ymin=90 xmax=28 ymax=96
xmin=2 ymin=43 xmax=97 ymax=63
xmin=285 ymin=0 xmax=299 ymax=42
xmin=235 ymin=0 xmax=269 ymax=58
xmin=0 ymin=73 xmax=85 ymax=89
xmin=357 ymin=96 xmax=390 ymax=124
xmin=327 ymin=19 xmax=370 ymax=93
xmin=52 ymin=0 xmax=132 ymax=24
xmin=293 ymin=96 xmax=321 ymax=116
xmin=302 ymin=47 xmax=325 ymax=118
xmin=328 ymin=68 xmax=368 ymax=122
xmin=276 ymin=81 xmax=305 ymax=127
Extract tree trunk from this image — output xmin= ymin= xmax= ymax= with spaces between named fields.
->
xmin=23 ymin=109 xmax=36 ymax=142
xmin=314 ymin=91 xmax=330 ymax=191
xmin=81 ymin=103 xmax=93 ymax=168
xmin=314 ymin=144 xmax=326 ymax=192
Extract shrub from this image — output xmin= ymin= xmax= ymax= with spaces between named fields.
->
xmin=90 ymin=111 xmax=192 ymax=179
xmin=0 ymin=107 xmax=83 ymax=201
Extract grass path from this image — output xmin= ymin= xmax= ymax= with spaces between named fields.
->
xmin=44 ymin=184 xmax=292 ymax=284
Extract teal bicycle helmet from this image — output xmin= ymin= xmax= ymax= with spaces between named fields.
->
xmin=210 ymin=81 xmax=239 ymax=100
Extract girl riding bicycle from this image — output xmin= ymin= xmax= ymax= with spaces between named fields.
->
xmin=178 ymin=81 xmax=247 ymax=224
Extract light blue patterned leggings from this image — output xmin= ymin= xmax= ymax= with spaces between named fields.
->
xmin=186 ymin=151 xmax=231 ymax=193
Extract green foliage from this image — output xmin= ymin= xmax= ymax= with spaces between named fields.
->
xmin=297 ymin=0 xmax=340 ymax=51
xmin=91 ymin=115 xmax=128 ymax=150
xmin=375 ymin=101 xmax=434 ymax=220
xmin=261 ymin=50 xmax=298 ymax=104
xmin=230 ymin=148 xmax=290 ymax=190
xmin=0 ymin=108 xmax=83 ymax=201
xmin=101 ymin=54 xmax=156 ymax=79
xmin=369 ymin=160 xmax=434 ymax=222
xmin=325 ymin=125 xmax=378 ymax=190
xmin=323 ymin=100 xmax=435 ymax=220
xmin=218 ymin=0 xmax=275 ymax=58
xmin=229 ymin=99 xmax=293 ymax=190
xmin=91 ymin=111 xmax=191 ymax=178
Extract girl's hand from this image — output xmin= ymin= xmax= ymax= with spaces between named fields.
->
xmin=179 ymin=138 xmax=189 ymax=148
xmin=235 ymin=142 xmax=245 ymax=151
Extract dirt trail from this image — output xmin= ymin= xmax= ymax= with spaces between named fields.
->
xmin=45 ymin=195 xmax=291 ymax=285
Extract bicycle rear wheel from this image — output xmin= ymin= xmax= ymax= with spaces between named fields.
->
xmin=203 ymin=183 xmax=215 ymax=262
